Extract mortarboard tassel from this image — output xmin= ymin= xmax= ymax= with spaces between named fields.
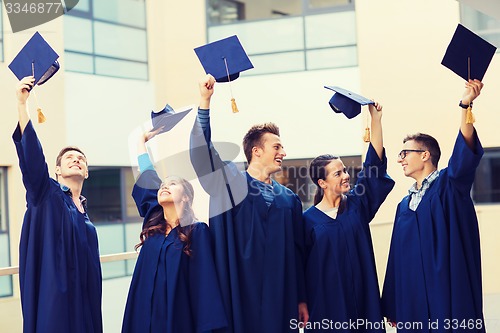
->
xmin=231 ymin=98 xmax=239 ymax=113
xmin=32 ymin=62 xmax=46 ymax=123
xmin=466 ymin=105 xmax=475 ymax=124
xmin=465 ymin=57 xmax=475 ymax=124
xmin=224 ymin=57 xmax=239 ymax=113
xmin=363 ymin=127 xmax=371 ymax=142
xmin=32 ymin=89 xmax=46 ymax=123
xmin=37 ymin=108 xmax=46 ymax=123
xmin=363 ymin=109 xmax=370 ymax=142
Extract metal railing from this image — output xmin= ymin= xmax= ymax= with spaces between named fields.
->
xmin=0 ymin=251 xmax=139 ymax=277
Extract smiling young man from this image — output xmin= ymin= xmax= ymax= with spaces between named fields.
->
xmin=190 ymin=74 xmax=308 ymax=333
xmin=381 ymin=79 xmax=486 ymax=333
xmin=13 ymin=76 xmax=102 ymax=333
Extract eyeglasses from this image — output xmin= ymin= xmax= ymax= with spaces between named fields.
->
xmin=398 ymin=149 xmax=425 ymax=159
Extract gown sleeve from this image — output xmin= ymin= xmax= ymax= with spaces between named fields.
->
xmin=13 ymin=120 xmax=51 ymax=206
xmin=349 ymin=143 xmax=395 ymax=221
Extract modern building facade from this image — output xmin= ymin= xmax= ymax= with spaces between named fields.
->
xmin=0 ymin=0 xmax=499 ymax=331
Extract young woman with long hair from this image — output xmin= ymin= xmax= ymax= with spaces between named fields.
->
xmin=122 ymin=128 xmax=227 ymax=333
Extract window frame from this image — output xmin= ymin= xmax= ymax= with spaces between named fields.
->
xmin=473 ymin=147 xmax=500 ymax=205
xmin=0 ymin=167 xmax=13 ymax=298
xmin=64 ymin=0 xmax=149 ymax=80
xmin=460 ymin=3 xmax=500 ymax=54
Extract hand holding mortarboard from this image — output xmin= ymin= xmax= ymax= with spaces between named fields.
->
xmin=17 ymin=76 xmax=35 ymax=105
xmin=441 ymin=24 xmax=496 ymax=124
xmin=324 ymin=86 xmax=375 ymax=142
xmin=194 ymin=35 xmax=254 ymax=113
xmin=9 ymin=32 xmax=60 ymax=123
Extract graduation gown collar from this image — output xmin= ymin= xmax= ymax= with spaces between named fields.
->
xmin=245 ymin=172 xmax=290 ymax=208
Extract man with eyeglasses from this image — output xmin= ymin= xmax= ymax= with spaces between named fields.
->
xmin=381 ymin=79 xmax=486 ymax=333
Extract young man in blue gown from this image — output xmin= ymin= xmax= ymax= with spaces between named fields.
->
xmin=190 ymin=74 xmax=308 ymax=333
xmin=13 ymin=77 xmax=102 ymax=333
xmin=382 ymin=80 xmax=486 ymax=333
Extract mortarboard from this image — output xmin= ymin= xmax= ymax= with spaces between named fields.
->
xmin=441 ymin=24 xmax=497 ymax=82
xmin=8 ymin=31 xmax=60 ymax=88
xmin=324 ymin=86 xmax=374 ymax=142
xmin=194 ymin=35 xmax=254 ymax=113
xmin=324 ymin=86 xmax=374 ymax=119
xmin=194 ymin=35 xmax=254 ymax=83
xmin=8 ymin=31 xmax=60 ymax=123
xmin=151 ymin=104 xmax=193 ymax=135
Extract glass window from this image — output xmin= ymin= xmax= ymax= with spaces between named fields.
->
xmin=305 ymin=11 xmax=356 ymax=48
xmin=71 ymin=0 xmax=90 ymax=12
xmin=249 ymin=51 xmax=305 ymax=74
xmin=208 ymin=0 xmax=302 ymax=24
xmin=64 ymin=16 xmax=93 ymax=53
xmin=64 ymin=0 xmax=148 ymax=80
xmin=0 ymin=168 xmax=13 ymax=298
xmin=473 ymin=148 xmax=500 ymax=203
xmin=307 ymin=0 xmax=351 ymax=10
xmin=93 ymin=0 xmax=146 ymax=28
xmin=93 ymin=22 xmax=147 ymax=62
xmin=207 ymin=1 xmax=357 ymax=75
xmin=82 ymin=167 xmax=141 ymax=279
xmin=208 ymin=0 xmax=353 ymax=25
xmin=83 ymin=168 xmax=122 ymax=223
xmin=306 ymin=46 xmax=357 ymax=70
xmin=461 ymin=4 xmax=500 ymax=52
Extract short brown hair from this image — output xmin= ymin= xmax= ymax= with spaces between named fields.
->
xmin=403 ymin=133 xmax=441 ymax=168
xmin=242 ymin=123 xmax=280 ymax=163
xmin=56 ymin=146 xmax=87 ymax=167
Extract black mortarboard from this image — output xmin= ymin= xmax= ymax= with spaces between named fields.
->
xmin=194 ymin=35 xmax=254 ymax=83
xmin=151 ymin=104 xmax=193 ymax=134
xmin=441 ymin=24 xmax=497 ymax=81
xmin=8 ymin=32 xmax=60 ymax=89
xmin=324 ymin=86 xmax=374 ymax=119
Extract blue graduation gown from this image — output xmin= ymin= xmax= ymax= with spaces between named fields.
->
xmin=381 ymin=131 xmax=486 ymax=333
xmin=303 ymin=144 xmax=394 ymax=332
xmin=13 ymin=121 xmax=102 ymax=333
xmin=122 ymin=169 xmax=227 ymax=333
xmin=190 ymin=119 xmax=306 ymax=333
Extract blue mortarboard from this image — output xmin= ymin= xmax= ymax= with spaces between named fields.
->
xmin=441 ymin=24 xmax=497 ymax=81
xmin=324 ymin=86 xmax=374 ymax=119
xmin=8 ymin=32 xmax=60 ymax=89
xmin=194 ymin=35 xmax=254 ymax=83
xmin=151 ymin=104 xmax=193 ymax=134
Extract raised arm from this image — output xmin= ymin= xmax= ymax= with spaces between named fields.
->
xmin=17 ymin=76 xmax=34 ymax=135
xmin=132 ymin=128 xmax=163 ymax=217
xmin=190 ymin=75 xmax=247 ymax=214
xmin=447 ymin=80 xmax=485 ymax=191
xmin=352 ymin=101 xmax=394 ymax=220
xmin=13 ymin=77 xmax=51 ymax=205
xmin=367 ymin=101 xmax=383 ymax=160
xmin=460 ymin=79 xmax=483 ymax=149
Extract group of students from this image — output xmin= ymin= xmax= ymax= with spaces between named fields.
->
xmin=14 ymin=73 xmax=486 ymax=333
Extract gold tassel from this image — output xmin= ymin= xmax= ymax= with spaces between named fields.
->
xmin=37 ymin=108 xmax=46 ymax=123
xmin=466 ymin=106 xmax=475 ymax=124
xmin=363 ymin=127 xmax=370 ymax=142
xmin=231 ymin=98 xmax=239 ymax=113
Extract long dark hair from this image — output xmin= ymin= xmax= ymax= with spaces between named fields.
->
xmin=135 ymin=176 xmax=196 ymax=256
xmin=309 ymin=154 xmax=340 ymax=206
